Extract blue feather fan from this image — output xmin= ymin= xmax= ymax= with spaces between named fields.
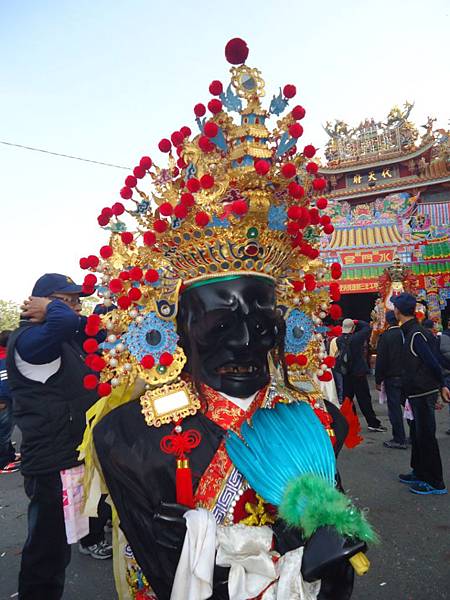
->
xmin=226 ymin=401 xmax=336 ymax=505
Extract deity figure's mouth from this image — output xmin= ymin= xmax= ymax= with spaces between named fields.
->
xmin=215 ymin=362 xmax=260 ymax=376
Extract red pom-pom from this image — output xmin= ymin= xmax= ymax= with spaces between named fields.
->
xmin=281 ymin=163 xmax=296 ymax=178
xmin=129 ymin=267 xmax=143 ymax=281
xmin=287 ymin=205 xmax=302 ymax=220
xmin=171 ymin=131 xmax=184 ymax=147
xmin=159 ymin=352 xmax=174 ymax=366
xmin=139 ymin=156 xmax=152 ymax=170
xmin=187 ymin=178 xmax=201 ymax=193
xmin=329 ymin=304 xmax=342 ymax=320
xmin=306 ymin=162 xmax=318 ymax=175
xmin=159 ymin=202 xmax=174 ymax=217
xmin=177 ymin=157 xmax=187 ymax=169
xmin=209 ymin=80 xmax=223 ymax=96
xmin=285 ymin=353 xmax=296 ymax=366
xmin=313 ymin=177 xmax=327 ymax=191
xmin=119 ymin=270 xmax=130 ymax=281
xmin=99 ymin=245 xmax=113 ymax=259
xmin=194 ymin=103 xmax=206 ymax=117
xmin=292 ymin=280 xmax=304 ymax=292
xmin=117 ymin=295 xmax=132 ymax=310
xmin=121 ymin=232 xmax=134 ymax=245
xmin=323 ymin=224 xmax=334 ymax=235
xmin=180 ymin=192 xmax=195 ymax=207
xmin=112 ymin=202 xmax=125 ymax=216
xmin=283 ymin=84 xmax=297 ymax=99
xmin=109 ymin=278 xmax=123 ymax=294
xmin=82 ymin=284 xmax=95 ymax=296
xmin=154 ymin=219 xmax=168 ymax=233
xmin=204 ymin=121 xmax=219 ymax=138
xmin=91 ymin=355 xmax=106 ymax=372
xmin=198 ymin=135 xmax=215 ymax=153
xmin=316 ymin=197 xmax=327 ymax=210
xmin=289 ymin=123 xmax=303 ymax=139
xmin=83 ymin=338 xmax=99 ymax=353
xmin=97 ymin=214 xmax=110 ymax=226
xmin=291 ymin=105 xmax=306 ymax=120
xmin=319 ymin=371 xmax=333 ymax=382
xmin=303 ymin=144 xmax=316 ymax=159
xmin=145 ymin=269 xmax=159 ymax=283
xmin=158 ymin=138 xmax=172 ymax=153
xmin=200 ymin=174 xmax=215 ymax=189
xmin=309 ymin=208 xmax=320 ymax=225
xmin=125 ymin=175 xmax=137 ymax=188
xmin=87 ymin=255 xmax=100 ymax=268
xmin=86 ymin=314 xmax=100 ymax=327
xmin=330 ymin=261 xmax=341 ymax=272
xmin=101 ymin=207 xmax=113 ymax=218
xmin=208 ymin=99 xmax=222 ymax=114
xmin=324 ymin=356 xmax=336 ymax=368
xmin=287 ymin=221 xmax=300 ymax=235
xmin=231 ymin=200 xmax=248 ymax=215
xmin=225 ymin=38 xmax=249 ymax=65
xmin=288 ymin=182 xmax=305 ymax=199
xmin=195 ymin=211 xmax=210 ymax=227
xmin=120 ymin=186 xmax=133 ymax=200
xmin=128 ymin=287 xmax=142 ymax=301
xmin=141 ymin=355 xmax=155 ymax=369
xmin=97 ymin=382 xmax=112 ymax=397
xmin=174 ymin=203 xmax=188 ymax=219
xmin=79 ymin=257 xmax=90 ymax=270
xmin=133 ymin=165 xmax=146 ymax=179
xmin=304 ymin=274 xmax=316 ymax=291
xmin=83 ymin=374 xmax=98 ymax=390
xmin=180 ymin=126 xmax=191 ymax=138
xmin=309 ymin=248 xmax=320 ymax=259
xmin=143 ymin=231 xmax=156 ymax=246
xmin=296 ymin=354 xmax=308 ymax=366
xmin=320 ymin=215 xmax=331 ymax=225
xmin=254 ymin=160 xmax=270 ymax=175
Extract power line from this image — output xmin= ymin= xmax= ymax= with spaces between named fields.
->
xmin=0 ymin=140 xmax=131 ymax=170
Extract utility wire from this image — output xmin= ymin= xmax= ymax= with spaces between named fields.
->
xmin=0 ymin=140 xmax=131 ymax=170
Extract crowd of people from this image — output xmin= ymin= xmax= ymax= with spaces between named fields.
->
xmin=1 ymin=273 xmax=450 ymax=600
xmin=329 ymin=293 xmax=450 ymax=495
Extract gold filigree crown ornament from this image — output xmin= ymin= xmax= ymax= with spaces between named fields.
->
xmin=79 ymin=38 xmax=343 ymax=421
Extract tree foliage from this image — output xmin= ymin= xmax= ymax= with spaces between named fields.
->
xmin=0 ymin=299 xmax=20 ymax=331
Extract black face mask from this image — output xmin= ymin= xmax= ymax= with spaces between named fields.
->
xmin=177 ymin=277 xmax=278 ymax=398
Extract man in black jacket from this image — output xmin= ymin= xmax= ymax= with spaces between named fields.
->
xmin=392 ymin=293 xmax=450 ymax=495
xmin=337 ymin=319 xmax=385 ymax=432
xmin=375 ymin=311 xmax=407 ymax=449
xmin=7 ymin=274 xmax=111 ymax=600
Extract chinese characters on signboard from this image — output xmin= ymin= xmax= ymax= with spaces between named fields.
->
xmin=347 ymin=168 xmax=394 ymax=187
xmin=340 ymin=249 xmax=395 ymax=266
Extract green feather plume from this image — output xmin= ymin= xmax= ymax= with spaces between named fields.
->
xmin=279 ymin=473 xmax=378 ymax=543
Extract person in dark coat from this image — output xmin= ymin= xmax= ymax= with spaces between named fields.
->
xmin=375 ymin=311 xmax=407 ymax=449
xmin=392 ymin=293 xmax=450 ymax=495
xmin=336 ymin=319 xmax=386 ymax=432
xmin=7 ymin=274 xmax=112 ymax=600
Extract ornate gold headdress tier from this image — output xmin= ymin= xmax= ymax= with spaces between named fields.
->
xmin=79 ymin=38 xmax=343 ymax=408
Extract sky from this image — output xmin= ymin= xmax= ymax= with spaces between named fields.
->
xmin=1 ymin=0 xmax=449 ymax=302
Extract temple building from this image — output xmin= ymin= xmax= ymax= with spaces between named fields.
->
xmin=318 ymin=103 xmax=450 ymax=326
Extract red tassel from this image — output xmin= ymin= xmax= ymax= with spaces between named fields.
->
xmin=176 ymin=458 xmax=195 ymax=508
xmin=340 ymin=397 xmax=363 ymax=448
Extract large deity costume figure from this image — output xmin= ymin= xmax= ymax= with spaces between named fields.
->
xmin=79 ymin=39 xmax=376 ymax=600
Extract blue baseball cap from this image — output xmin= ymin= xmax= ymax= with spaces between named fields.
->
xmin=391 ymin=292 xmax=416 ymax=316
xmin=32 ymin=273 xmax=87 ymax=297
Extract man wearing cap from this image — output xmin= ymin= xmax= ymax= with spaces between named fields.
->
xmin=392 ymin=292 xmax=450 ymax=495
xmin=336 ymin=318 xmax=385 ymax=432
xmin=375 ymin=311 xmax=407 ymax=449
xmin=6 ymin=274 xmax=112 ymax=600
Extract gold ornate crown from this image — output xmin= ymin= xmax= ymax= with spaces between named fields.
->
xmin=79 ymin=38 xmax=342 ymax=409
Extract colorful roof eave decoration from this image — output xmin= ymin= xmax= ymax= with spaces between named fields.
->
xmin=318 ymin=140 xmax=435 ymax=175
xmin=325 ymin=174 xmax=450 ymax=202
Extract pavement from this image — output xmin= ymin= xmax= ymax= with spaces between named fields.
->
xmin=1 ymin=387 xmax=450 ymax=600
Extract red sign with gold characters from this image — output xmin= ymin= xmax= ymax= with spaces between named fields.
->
xmin=340 ymin=249 xmax=395 ymax=266
xmin=339 ymin=279 xmax=380 ymax=294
